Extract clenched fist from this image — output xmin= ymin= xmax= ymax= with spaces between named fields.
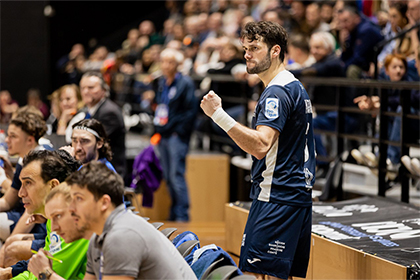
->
xmin=200 ymin=90 xmax=222 ymax=118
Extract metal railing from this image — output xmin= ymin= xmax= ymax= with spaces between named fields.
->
xmin=114 ymin=73 xmax=420 ymax=203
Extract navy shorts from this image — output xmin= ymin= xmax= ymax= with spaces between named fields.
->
xmin=239 ymin=199 xmax=312 ymax=279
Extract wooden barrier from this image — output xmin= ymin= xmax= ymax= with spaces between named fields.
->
xmin=134 ymin=153 xmax=230 ymax=221
xmin=225 ymin=204 xmax=407 ymax=280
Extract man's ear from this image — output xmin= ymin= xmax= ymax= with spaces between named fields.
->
xmin=27 ymin=135 xmax=36 ymax=146
xmin=96 ymin=139 xmax=104 ymax=150
xmin=49 ymin=179 xmax=60 ymax=190
xmin=271 ymin=45 xmax=281 ymax=57
xmin=100 ymin=194 xmax=112 ymax=212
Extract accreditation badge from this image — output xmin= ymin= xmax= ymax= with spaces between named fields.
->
xmin=154 ymin=104 xmax=169 ymax=126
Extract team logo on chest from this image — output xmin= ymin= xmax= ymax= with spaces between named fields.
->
xmin=265 ymin=98 xmax=279 ymax=119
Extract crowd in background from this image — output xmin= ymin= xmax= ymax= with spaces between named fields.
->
xmin=1 ymin=0 xmax=419 ymax=178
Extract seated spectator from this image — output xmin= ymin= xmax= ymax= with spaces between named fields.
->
xmin=83 ymin=45 xmax=114 ymax=72
xmin=137 ymin=20 xmax=165 ymax=50
xmin=377 ymin=3 xmax=412 ymax=68
xmin=320 ymin=1 xmax=335 ymax=25
xmin=194 ymin=35 xmax=231 ymax=75
xmin=306 ymin=2 xmax=331 ymax=34
xmin=375 ymin=9 xmax=390 ymax=31
xmin=286 ymin=33 xmax=316 ymax=70
xmin=61 ymin=118 xmax=116 ymax=172
xmin=353 ymin=53 xmax=419 ymax=177
xmin=22 ymin=183 xmax=90 ymax=280
xmin=121 ymin=28 xmax=140 ymax=65
xmin=0 ymin=108 xmax=47 ymax=248
xmin=66 ymin=162 xmax=197 ymax=279
xmin=338 ymin=5 xmax=384 ymax=79
xmin=45 ymin=89 xmax=60 ymax=135
xmin=46 ymin=84 xmax=83 ymax=137
xmin=26 ymin=89 xmax=49 ymax=120
xmin=260 ymin=7 xmax=291 ymax=33
xmin=0 ymin=150 xmax=87 ymax=279
xmin=0 ymin=90 xmax=19 ymax=125
xmin=289 ymin=0 xmax=311 ymax=36
xmin=56 ymin=43 xmax=85 ymax=86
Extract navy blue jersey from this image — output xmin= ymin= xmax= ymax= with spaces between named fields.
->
xmin=250 ymin=70 xmax=315 ymax=207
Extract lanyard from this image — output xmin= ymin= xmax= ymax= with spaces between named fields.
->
xmin=159 ymin=74 xmax=179 ymax=105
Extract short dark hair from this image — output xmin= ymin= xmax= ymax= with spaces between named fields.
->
xmin=81 ymin=71 xmax=110 ymax=94
xmin=23 ymin=150 xmax=82 ymax=183
xmin=240 ymin=21 xmax=288 ymax=63
xmin=340 ymin=5 xmax=360 ymax=17
xmin=10 ymin=111 xmax=47 ymax=142
xmin=289 ymin=33 xmax=310 ymax=54
xmin=66 ymin=161 xmax=124 ymax=206
xmin=72 ymin=118 xmax=113 ymax=161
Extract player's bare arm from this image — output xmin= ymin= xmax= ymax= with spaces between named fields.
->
xmin=201 ymin=91 xmax=279 ymax=160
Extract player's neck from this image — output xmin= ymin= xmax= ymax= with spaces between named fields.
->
xmin=259 ymin=62 xmax=286 ymax=87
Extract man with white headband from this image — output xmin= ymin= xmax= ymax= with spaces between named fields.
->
xmin=61 ymin=119 xmax=116 ymax=172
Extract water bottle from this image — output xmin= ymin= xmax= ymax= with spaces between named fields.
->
xmin=0 ymin=129 xmax=7 ymax=168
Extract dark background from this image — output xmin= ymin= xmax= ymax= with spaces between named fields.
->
xmin=1 ymin=1 xmax=169 ymax=106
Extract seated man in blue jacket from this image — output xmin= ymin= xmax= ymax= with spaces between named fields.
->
xmin=339 ymin=5 xmax=384 ymax=79
xmin=290 ymin=31 xmax=359 ymax=177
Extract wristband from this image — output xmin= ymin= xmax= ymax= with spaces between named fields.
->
xmin=211 ymin=108 xmax=237 ymax=132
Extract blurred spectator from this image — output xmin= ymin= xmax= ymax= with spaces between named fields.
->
xmin=377 ymin=3 xmax=411 ymax=67
xmin=339 ymin=5 xmax=384 ymax=78
xmin=27 ymin=88 xmax=49 ymax=120
xmin=121 ymin=28 xmax=140 ymax=65
xmin=290 ymin=32 xmax=348 ymax=177
xmin=84 ymin=45 xmax=114 ymax=72
xmin=200 ymin=12 xmax=225 ymax=42
xmin=261 ymin=6 xmax=292 ymax=32
xmin=162 ymin=18 xmax=178 ymax=45
xmin=205 ymin=41 xmax=247 ymax=109
xmin=138 ymin=20 xmax=165 ymax=49
xmin=137 ymin=45 xmax=163 ymax=83
xmin=166 ymin=39 xmax=183 ymax=51
xmin=320 ymin=1 xmax=335 ymax=24
xmin=55 ymin=84 xmax=84 ymax=137
xmin=194 ymin=35 xmax=231 ymax=75
xmin=78 ymin=71 xmax=126 ymax=178
xmin=375 ymin=9 xmax=390 ymax=30
xmin=354 ymin=53 xmax=419 ymax=175
xmin=222 ymin=8 xmax=246 ymax=37
xmin=289 ymin=0 xmax=311 ymax=36
xmin=286 ymin=33 xmax=316 ymax=70
xmin=306 ymin=2 xmax=331 ymax=34
xmin=151 ymin=48 xmax=198 ymax=221
xmin=184 ymin=15 xmax=201 ymax=44
xmin=56 ymin=43 xmax=85 ymax=85
xmin=407 ymin=0 xmax=420 ymax=40
xmin=0 ymin=90 xmax=19 ymax=125
xmin=180 ymin=36 xmax=201 ymax=76
xmin=407 ymin=0 xmax=420 ymax=77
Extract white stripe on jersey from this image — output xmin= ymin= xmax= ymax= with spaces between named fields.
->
xmin=266 ymin=70 xmax=297 ymax=88
xmin=258 ymin=138 xmax=279 ymax=202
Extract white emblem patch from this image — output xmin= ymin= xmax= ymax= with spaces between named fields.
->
xmin=265 ymin=98 xmax=279 ymax=119
xmin=49 ymin=231 xmax=62 ymax=254
xmin=305 ymin=99 xmax=312 ymax=114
